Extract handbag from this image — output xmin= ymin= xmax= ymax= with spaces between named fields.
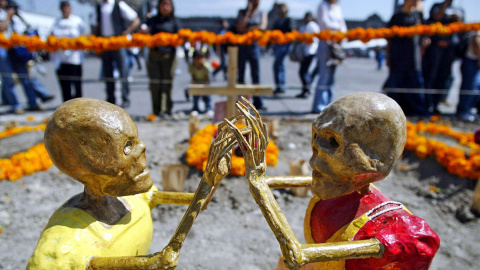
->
xmin=328 ymin=42 xmax=346 ymax=62
xmin=289 ymin=42 xmax=305 ymax=62
xmin=8 ymin=46 xmax=34 ymax=64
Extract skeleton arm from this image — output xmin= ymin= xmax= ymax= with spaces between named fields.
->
xmin=87 ymin=121 xmax=240 ymax=270
xmin=225 ymin=99 xmax=383 ymax=270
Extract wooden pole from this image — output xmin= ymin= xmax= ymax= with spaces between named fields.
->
xmin=226 ymin=46 xmax=239 ymax=118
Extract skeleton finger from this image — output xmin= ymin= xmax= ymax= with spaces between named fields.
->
xmin=225 ymin=119 xmax=255 ymax=165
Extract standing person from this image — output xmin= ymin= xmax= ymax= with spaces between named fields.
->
xmin=383 ymin=0 xmax=430 ymax=117
xmin=91 ymin=0 xmax=140 ymax=108
xmin=455 ymin=31 xmax=480 ymax=122
xmin=141 ymin=0 xmax=180 ymax=116
xmin=189 ymin=50 xmax=212 ymax=113
xmin=311 ymin=0 xmax=346 ymax=113
xmin=52 ymin=1 xmax=85 ymax=102
xmin=0 ymin=0 xmax=40 ymax=114
xmin=296 ymin=12 xmax=319 ymax=99
xmin=212 ymin=19 xmax=229 ymax=81
xmin=423 ymin=0 xmax=464 ymax=114
xmin=234 ymin=0 xmax=268 ymax=110
xmin=271 ymin=3 xmax=292 ymax=95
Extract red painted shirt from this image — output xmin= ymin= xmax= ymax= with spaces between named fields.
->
xmin=307 ymin=187 xmax=440 ymax=270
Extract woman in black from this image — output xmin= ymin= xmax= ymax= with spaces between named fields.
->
xmin=143 ymin=0 xmax=180 ymax=116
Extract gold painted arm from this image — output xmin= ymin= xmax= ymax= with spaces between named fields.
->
xmin=301 ymin=240 xmax=383 ymax=264
xmin=151 ymin=191 xmax=195 ymax=206
xmin=265 ymin=176 xmax=312 ymax=189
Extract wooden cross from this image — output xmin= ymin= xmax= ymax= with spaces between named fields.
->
xmin=188 ymin=46 xmax=273 ymax=118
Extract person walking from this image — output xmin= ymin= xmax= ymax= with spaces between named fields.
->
xmin=423 ymin=0 xmax=464 ymax=114
xmin=383 ymin=0 xmax=430 ymax=117
xmin=234 ymin=0 xmax=268 ymax=110
xmin=271 ymin=3 xmax=292 ymax=95
xmin=455 ymin=31 xmax=480 ymax=122
xmin=296 ymin=12 xmax=319 ymax=99
xmin=0 ymin=0 xmax=40 ymax=114
xmin=91 ymin=0 xmax=140 ymax=108
xmin=52 ymin=1 xmax=86 ymax=102
xmin=141 ymin=0 xmax=180 ymax=116
xmin=311 ymin=0 xmax=346 ymax=113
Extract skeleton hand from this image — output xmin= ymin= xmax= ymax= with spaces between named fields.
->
xmin=225 ymin=97 xmax=269 ymax=184
xmin=202 ymin=115 xmax=247 ymax=210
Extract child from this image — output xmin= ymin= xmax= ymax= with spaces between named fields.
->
xmin=189 ymin=50 xmax=212 ymax=113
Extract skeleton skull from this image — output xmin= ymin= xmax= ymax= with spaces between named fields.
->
xmin=309 ymin=92 xmax=406 ymax=200
xmin=45 ymin=98 xmax=153 ymax=197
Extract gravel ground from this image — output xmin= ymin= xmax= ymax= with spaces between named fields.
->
xmin=1 ymin=116 xmax=479 ymax=270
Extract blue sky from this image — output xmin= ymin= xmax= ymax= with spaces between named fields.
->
xmin=14 ymin=0 xmax=480 ymax=22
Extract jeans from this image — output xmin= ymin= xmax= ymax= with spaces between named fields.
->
xmin=192 ymin=95 xmax=212 ymax=112
xmin=101 ymin=48 xmax=129 ymax=105
xmin=312 ymin=41 xmax=336 ymax=113
xmin=0 ymin=48 xmax=37 ymax=110
xmin=422 ymin=44 xmax=455 ymax=111
xmin=147 ymin=49 xmax=177 ymax=115
xmin=384 ymin=71 xmax=429 ymax=116
xmin=238 ymin=43 xmax=263 ymax=108
xmin=299 ymin=54 xmax=315 ymax=93
xmin=456 ymin=58 xmax=480 ymax=116
xmin=273 ymin=44 xmax=290 ymax=91
xmin=30 ymin=77 xmax=52 ymax=101
xmin=56 ymin=63 xmax=82 ymax=102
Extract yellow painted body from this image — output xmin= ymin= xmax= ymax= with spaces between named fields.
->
xmin=27 ymin=186 xmax=158 ymax=270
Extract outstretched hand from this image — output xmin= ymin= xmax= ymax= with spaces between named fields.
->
xmin=224 ymin=97 xmax=269 ymax=182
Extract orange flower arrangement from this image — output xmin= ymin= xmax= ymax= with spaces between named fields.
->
xmin=0 ymin=142 xmax=53 ymax=181
xmin=405 ymin=119 xmax=480 ymax=180
xmin=0 ymin=123 xmax=46 ymax=140
xmin=186 ymin=124 xmax=279 ymax=176
xmin=2 ymin=22 xmax=479 ymax=52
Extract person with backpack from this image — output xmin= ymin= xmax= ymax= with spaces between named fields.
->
xmin=91 ymin=0 xmax=140 ymax=108
xmin=0 ymin=0 xmax=40 ymax=114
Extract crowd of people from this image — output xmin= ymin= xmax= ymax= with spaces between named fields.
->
xmin=0 ymin=0 xmax=479 ymax=121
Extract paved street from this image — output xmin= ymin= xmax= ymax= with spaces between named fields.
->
xmin=0 ymin=51 xmax=462 ymax=121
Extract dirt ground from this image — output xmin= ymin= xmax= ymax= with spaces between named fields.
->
xmin=1 ymin=116 xmax=479 ymax=270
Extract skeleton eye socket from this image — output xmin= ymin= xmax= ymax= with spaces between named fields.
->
xmin=124 ymin=140 xmax=133 ymax=155
xmin=315 ymin=132 xmax=340 ymax=151
xmin=329 ymin=137 xmax=339 ymax=149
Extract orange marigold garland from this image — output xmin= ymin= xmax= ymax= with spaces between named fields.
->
xmin=405 ymin=120 xmax=480 ymax=180
xmin=2 ymin=22 xmax=479 ymax=52
xmin=186 ymin=124 xmax=279 ymax=176
xmin=0 ymin=142 xmax=53 ymax=181
xmin=0 ymin=123 xmax=46 ymax=140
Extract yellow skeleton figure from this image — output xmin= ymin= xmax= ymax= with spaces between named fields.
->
xmin=27 ymin=98 xmax=238 ymax=270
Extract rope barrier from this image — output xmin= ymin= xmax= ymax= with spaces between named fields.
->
xmin=2 ymin=70 xmax=480 ymax=96
xmin=1 ymin=22 xmax=479 ymax=53
xmin=3 ymin=71 xmax=478 ymax=97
